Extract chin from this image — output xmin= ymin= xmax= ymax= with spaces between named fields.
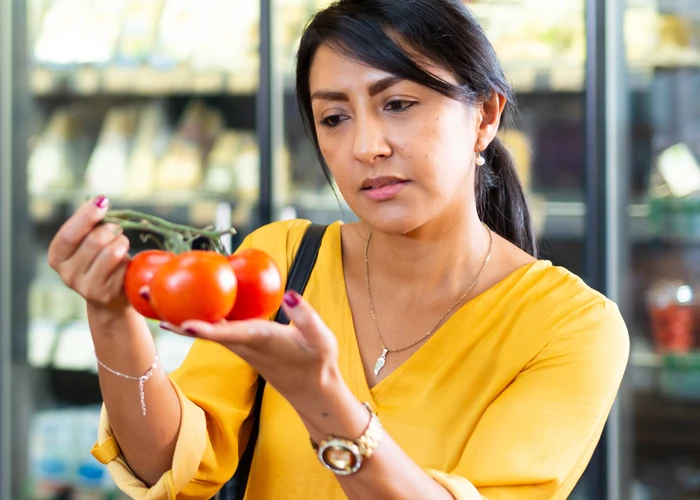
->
xmin=352 ymin=204 xmax=427 ymax=236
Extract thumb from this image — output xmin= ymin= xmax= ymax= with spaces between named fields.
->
xmin=281 ymin=291 xmax=335 ymax=349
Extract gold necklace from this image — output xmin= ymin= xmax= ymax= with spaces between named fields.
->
xmin=366 ymin=223 xmax=494 ymax=376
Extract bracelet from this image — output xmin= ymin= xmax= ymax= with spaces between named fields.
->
xmin=96 ymin=354 xmax=159 ymax=416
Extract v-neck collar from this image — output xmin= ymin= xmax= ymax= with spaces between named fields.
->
xmin=326 ymin=221 xmax=548 ymax=405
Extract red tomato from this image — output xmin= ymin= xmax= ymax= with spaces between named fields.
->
xmin=227 ymin=249 xmax=284 ymax=321
xmin=124 ymin=250 xmax=175 ymax=320
xmin=150 ymin=251 xmax=238 ymax=325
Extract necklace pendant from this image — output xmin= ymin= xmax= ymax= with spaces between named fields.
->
xmin=374 ymin=348 xmax=389 ymax=376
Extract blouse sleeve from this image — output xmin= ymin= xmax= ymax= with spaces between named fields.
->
xmin=423 ymin=299 xmax=629 ymax=500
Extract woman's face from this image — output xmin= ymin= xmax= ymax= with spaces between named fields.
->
xmin=309 ymin=44 xmax=485 ymax=235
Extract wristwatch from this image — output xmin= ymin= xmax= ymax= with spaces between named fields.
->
xmin=310 ymin=402 xmax=383 ymax=475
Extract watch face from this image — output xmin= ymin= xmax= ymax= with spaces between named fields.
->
xmin=324 ymin=446 xmax=356 ymax=470
xmin=318 ymin=439 xmax=362 ymax=475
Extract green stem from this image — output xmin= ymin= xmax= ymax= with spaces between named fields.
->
xmin=103 ymin=209 xmax=237 ymax=256
xmin=106 ymin=209 xmax=237 ymax=238
xmin=139 ymin=233 xmax=165 ymax=250
xmin=104 ymin=218 xmax=190 ymax=253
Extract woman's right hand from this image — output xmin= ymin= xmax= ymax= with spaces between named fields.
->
xmin=48 ymin=196 xmax=131 ymax=313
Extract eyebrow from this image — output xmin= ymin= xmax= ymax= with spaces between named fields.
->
xmin=311 ymin=76 xmax=405 ymax=102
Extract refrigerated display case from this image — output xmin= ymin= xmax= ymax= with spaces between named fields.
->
xmin=622 ymin=0 xmax=700 ymax=498
xmin=1 ymin=0 xmax=263 ymax=498
xmin=3 ymin=0 xmax=699 ymax=498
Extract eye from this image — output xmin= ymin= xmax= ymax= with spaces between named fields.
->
xmin=320 ymin=114 xmax=350 ymax=128
xmin=385 ymin=100 xmax=417 ymax=112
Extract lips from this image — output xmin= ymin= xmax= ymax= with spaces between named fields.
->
xmin=361 ymin=176 xmax=408 ymax=190
xmin=360 ymin=177 xmax=410 ymax=201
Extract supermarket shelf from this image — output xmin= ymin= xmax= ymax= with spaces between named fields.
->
xmin=31 ymin=66 xmax=258 ymax=97
xmin=634 ymin=391 xmax=700 ymax=451
xmin=281 ymin=65 xmax=588 ymax=94
xmin=29 ymin=191 xmax=255 ymax=229
xmin=273 ymin=62 xmax=700 ymax=97
xmin=631 ymin=346 xmax=664 ymax=369
xmin=628 ymin=62 xmax=700 ymax=91
xmin=505 ymin=65 xmax=585 ymax=93
xmin=290 ymin=196 xmax=653 ymax=240
xmin=542 ymin=202 xmax=661 ymax=240
xmin=31 ymin=193 xmax=700 ymax=244
xmin=42 ymin=56 xmax=700 ymax=98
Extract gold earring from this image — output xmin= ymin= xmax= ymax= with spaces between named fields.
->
xmin=475 ymin=150 xmax=486 ymax=167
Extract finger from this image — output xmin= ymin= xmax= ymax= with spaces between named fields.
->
xmin=63 ymin=223 xmax=123 ymax=283
xmin=159 ymin=322 xmax=191 ymax=336
xmin=77 ymin=235 xmax=130 ymax=297
xmin=48 ymin=196 xmax=110 ymax=268
xmin=173 ymin=319 xmax=287 ymax=345
xmin=83 ymin=257 xmax=130 ymax=307
xmin=159 ymin=321 xmax=263 ymax=367
xmin=103 ymin=257 xmax=130 ymax=298
xmin=84 ymin=232 xmax=130 ymax=278
xmin=73 ymin=241 xmax=129 ymax=303
xmin=280 ymin=291 xmax=335 ymax=349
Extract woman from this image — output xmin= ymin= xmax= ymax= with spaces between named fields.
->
xmin=48 ymin=0 xmax=629 ymax=498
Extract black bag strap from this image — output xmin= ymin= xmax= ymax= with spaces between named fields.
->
xmin=273 ymin=223 xmax=328 ymax=324
xmin=232 ymin=223 xmax=328 ymax=500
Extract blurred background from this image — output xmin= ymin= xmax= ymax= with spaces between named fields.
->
xmin=0 ymin=0 xmax=699 ymax=498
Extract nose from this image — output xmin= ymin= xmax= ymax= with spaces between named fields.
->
xmin=352 ymin=112 xmax=392 ymax=164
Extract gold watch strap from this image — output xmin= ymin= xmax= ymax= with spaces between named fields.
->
xmin=355 ymin=403 xmax=382 ymax=458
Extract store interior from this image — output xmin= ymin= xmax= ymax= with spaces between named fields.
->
xmin=0 ymin=0 xmax=699 ymax=498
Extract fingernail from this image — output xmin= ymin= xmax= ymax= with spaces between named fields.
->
xmin=160 ymin=322 xmax=174 ymax=332
xmin=184 ymin=328 xmax=199 ymax=337
xmin=138 ymin=286 xmax=150 ymax=301
xmin=94 ymin=196 xmax=109 ymax=209
xmin=284 ymin=291 xmax=300 ymax=308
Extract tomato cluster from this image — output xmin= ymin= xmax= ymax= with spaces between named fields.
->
xmin=124 ymin=248 xmax=284 ymax=324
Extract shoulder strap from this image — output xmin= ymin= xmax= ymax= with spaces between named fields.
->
xmin=274 ymin=223 xmax=328 ymax=325
xmin=232 ymin=223 xmax=328 ymax=500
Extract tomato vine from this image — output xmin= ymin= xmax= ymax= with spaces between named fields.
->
xmin=104 ymin=209 xmax=237 ymax=255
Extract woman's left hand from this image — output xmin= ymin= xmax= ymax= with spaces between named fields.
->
xmin=162 ymin=290 xmax=342 ymax=412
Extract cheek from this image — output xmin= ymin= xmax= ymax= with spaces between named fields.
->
xmin=413 ymin=112 xmax=475 ymax=185
xmin=317 ymin=134 xmax=352 ymax=185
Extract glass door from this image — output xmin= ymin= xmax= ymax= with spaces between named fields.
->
xmin=3 ymin=0 xmax=263 ymax=497
xmin=622 ymin=0 xmax=700 ymax=498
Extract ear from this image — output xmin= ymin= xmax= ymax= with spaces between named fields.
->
xmin=475 ymin=92 xmax=506 ymax=150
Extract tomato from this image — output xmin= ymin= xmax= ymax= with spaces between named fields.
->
xmin=150 ymin=251 xmax=238 ymax=325
xmin=227 ymin=249 xmax=284 ymax=321
xmin=124 ymin=250 xmax=175 ymax=320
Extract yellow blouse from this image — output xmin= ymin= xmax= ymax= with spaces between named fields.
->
xmin=91 ymin=219 xmax=629 ymax=500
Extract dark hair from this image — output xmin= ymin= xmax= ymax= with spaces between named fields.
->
xmin=296 ymin=0 xmax=537 ymax=257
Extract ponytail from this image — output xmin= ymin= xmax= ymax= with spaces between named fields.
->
xmin=476 ymin=137 xmax=537 ymax=257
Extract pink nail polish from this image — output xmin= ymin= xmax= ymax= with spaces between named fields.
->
xmin=160 ymin=323 xmax=174 ymax=333
xmin=184 ymin=328 xmax=198 ymax=337
xmin=284 ymin=291 xmax=300 ymax=308
xmin=94 ymin=196 xmax=108 ymax=209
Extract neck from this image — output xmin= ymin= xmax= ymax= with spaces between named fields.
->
xmin=363 ymin=207 xmax=490 ymax=293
